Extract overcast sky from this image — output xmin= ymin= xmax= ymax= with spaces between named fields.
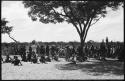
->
xmin=1 ymin=1 xmax=124 ymax=43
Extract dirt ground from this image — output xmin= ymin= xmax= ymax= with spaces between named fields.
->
xmin=2 ymin=57 xmax=124 ymax=80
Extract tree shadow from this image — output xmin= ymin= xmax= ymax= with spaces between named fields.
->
xmin=55 ymin=60 xmax=124 ymax=76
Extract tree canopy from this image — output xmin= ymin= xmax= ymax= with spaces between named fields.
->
xmin=23 ymin=1 xmax=123 ymax=41
xmin=23 ymin=1 xmax=123 ymax=57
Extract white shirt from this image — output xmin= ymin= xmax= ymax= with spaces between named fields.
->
xmin=31 ymin=45 xmax=37 ymax=53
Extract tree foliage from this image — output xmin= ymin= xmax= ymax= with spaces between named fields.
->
xmin=1 ymin=18 xmax=13 ymax=34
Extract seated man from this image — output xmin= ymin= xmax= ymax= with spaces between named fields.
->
xmin=31 ymin=54 xmax=38 ymax=64
xmin=70 ymin=54 xmax=77 ymax=64
xmin=4 ymin=55 xmax=12 ymax=63
xmin=45 ymin=56 xmax=51 ymax=62
xmin=27 ymin=52 xmax=32 ymax=62
xmin=53 ymin=54 xmax=59 ymax=61
xmin=39 ymin=55 xmax=47 ymax=64
xmin=12 ymin=56 xmax=22 ymax=66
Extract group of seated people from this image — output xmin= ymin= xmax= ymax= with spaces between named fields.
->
xmin=1 ymin=55 xmax=22 ymax=66
xmin=30 ymin=54 xmax=51 ymax=64
xmin=1 ymin=54 xmax=54 ymax=66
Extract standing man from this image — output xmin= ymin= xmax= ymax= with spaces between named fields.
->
xmin=40 ymin=45 xmax=45 ymax=56
xmin=31 ymin=40 xmax=37 ymax=55
xmin=90 ymin=45 xmax=94 ymax=58
xmin=65 ymin=45 xmax=70 ymax=61
xmin=50 ymin=45 xmax=55 ymax=60
xmin=46 ymin=45 xmax=50 ymax=56
xmin=31 ymin=40 xmax=38 ymax=62
xmin=27 ymin=46 xmax=32 ymax=62
xmin=21 ymin=45 xmax=27 ymax=62
xmin=100 ymin=39 xmax=107 ymax=61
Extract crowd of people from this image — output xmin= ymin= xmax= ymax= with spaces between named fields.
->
xmin=1 ymin=40 xmax=124 ymax=66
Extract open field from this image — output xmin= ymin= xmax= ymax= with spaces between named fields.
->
xmin=2 ymin=57 xmax=124 ymax=80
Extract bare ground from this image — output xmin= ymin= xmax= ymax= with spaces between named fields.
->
xmin=2 ymin=57 xmax=124 ymax=80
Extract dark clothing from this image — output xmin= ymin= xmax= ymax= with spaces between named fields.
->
xmin=118 ymin=46 xmax=124 ymax=61
xmin=45 ymin=56 xmax=51 ymax=62
xmin=31 ymin=54 xmax=37 ymax=63
xmin=1 ymin=57 xmax=3 ymax=61
xmin=53 ymin=55 xmax=58 ymax=61
xmin=76 ymin=46 xmax=82 ymax=57
xmin=12 ymin=57 xmax=22 ymax=66
xmin=40 ymin=46 xmax=45 ymax=55
xmin=12 ymin=59 xmax=21 ymax=66
xmin=100 ymin=42 xmax=106 ymax=53
xmin=20 ymin=46 xmax=26 ymax=61
xmin=22 ymin=54 xmax=27 ymax=62
xmin=5 ymin=55 xmax=12 ymax=63
xmin=100 ymin=42 xmax=106 ymax=60
xmin=51 ymin=46 xmax=56 ymax=58
xmin=29 ymin=46 xmax=32 ymax=53
xmin=27 ymin=53 xmax=32 ymax=62
xmin=46 ymin=45 xmax=50 ymax=56
xmin=40 ymin=56 xmax=46 ymax=63
xmin=28 ymin=46 xmax=32 ymax=62
xmin=91 ymin=45 xmax=94 ymax=52
xmin=36 ymin=46 xmax=40 ymax=54
xmin=32 ymin=58 xmax=37 ymax=63
xmin=85 ymin=46 xmax=89 ymax=56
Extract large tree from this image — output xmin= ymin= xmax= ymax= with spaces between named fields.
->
xmin=1 ymin=18 xmax=18 ymax=43
xmin=23 ymin=1 xmax=123 ymax=58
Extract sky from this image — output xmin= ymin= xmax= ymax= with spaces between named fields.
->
xmin=1 ymin=1 xmax=124 ymax=43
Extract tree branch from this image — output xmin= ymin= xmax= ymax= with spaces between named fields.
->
xmin=82 ymin=8 xmax=97 ymax=42
xmin=81 ymin=20 xmax=85 ymax=27
xmin=83 ymin=17 xmax=93 ymax=42
xmin=71 ymin=20 xmax=81 ymax=37
xmin=62 ymin=6 xmax=81 ymax=37
xmin=68 ymin=5 xmax=83 ymax=33
xmin=7 ymin=33 xmax=18 ymax=43
xmin=77 ymin=20 xmax=83 ymax=33
xmin=81 ymin=15 xmax=91 ymax=38
xmin=90 ymin=16 xmax=102 ymax=26
xmin=52 ymin=8 xmax=67 ymax=17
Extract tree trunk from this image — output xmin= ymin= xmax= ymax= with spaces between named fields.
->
xmin=8 ymin=33 xmax=19 ymax=55
xmin=80 ymin=37 xmax=85 ymax=58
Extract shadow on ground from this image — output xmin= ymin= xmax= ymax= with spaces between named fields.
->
xmin=55 ymin=60 xmax=124 ymax=76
